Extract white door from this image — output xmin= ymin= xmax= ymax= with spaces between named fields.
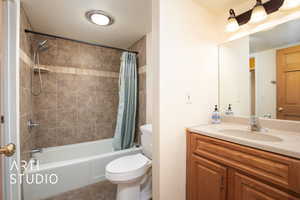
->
xmin=1 ymin=0 xmax=21 ymax=200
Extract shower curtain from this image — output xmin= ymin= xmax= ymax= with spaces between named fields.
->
xmin=113 ymin=52 xmax=137 ymax=150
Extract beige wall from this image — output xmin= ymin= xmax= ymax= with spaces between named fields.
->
xmin=152 ymin=0 xmax=219 ymax=199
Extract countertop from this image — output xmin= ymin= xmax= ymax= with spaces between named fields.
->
xmin=188 ymin=123 xmax=300 ymax=159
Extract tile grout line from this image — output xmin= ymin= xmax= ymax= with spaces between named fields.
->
xmin=20 ymin=49 xmax=146 ymax=78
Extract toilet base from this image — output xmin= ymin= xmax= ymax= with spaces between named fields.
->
xmin=117 ymin=182 xmax=140 ymax=200
xmin=115 ymin=172 xmax=152 ymax=200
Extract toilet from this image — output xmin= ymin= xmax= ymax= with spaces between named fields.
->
xmin=105 ymin=124 xmax=152 ymax=200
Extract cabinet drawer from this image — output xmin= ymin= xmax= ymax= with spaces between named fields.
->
xmin=190 ymin=133 xmax=300 ymax=194
xmin=233 ymin=171 xmax=300 ymax=200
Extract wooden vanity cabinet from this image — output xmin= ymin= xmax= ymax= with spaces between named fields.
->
xmin=187 ymin=131 xmax=300 ymax=200
xmin=189 ymin=154 xmax=227 ymax=200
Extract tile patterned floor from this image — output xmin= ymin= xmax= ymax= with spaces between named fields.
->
xmin=44 ymin=181 xmax=117 ymax=200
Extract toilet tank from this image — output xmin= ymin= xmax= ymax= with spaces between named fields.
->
xmin=140 ymin=124 xmax=152 ymax=159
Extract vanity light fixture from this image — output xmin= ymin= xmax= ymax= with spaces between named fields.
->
xmin=86 ymin=10 xmax=114 ymax=26
xmin=226 ymin=0 xmax=291 ymax=32
xmin=250 ymin=0 xmax=268 ymax=23
xmin=280 ymin=0 xmax=300 ymax=10
xmin=226 ymin=9 xmax=240 ymax=32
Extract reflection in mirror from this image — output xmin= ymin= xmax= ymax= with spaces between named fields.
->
xmin=219 ymin=36 xmax=250 ymax=117
xmin=250 ymin=19 xmax=300 ymax=121
xmin=219 ymin=18 xmax=300 ymax=121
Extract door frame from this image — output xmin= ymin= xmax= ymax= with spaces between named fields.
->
xmin=2 ymin=0 xmax=21 ymax=199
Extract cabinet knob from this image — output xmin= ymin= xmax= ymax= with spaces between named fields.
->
xmin=278 ymin=107 xmax=284 ymax=112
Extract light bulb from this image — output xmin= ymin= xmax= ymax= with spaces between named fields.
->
xmin=91 ymin=14 xmax=111 ymax=26
xmin=280 ymin=0 xmax=300 ymax=10
xmin=226 ymin=18 xmax=240 ymax=32
xmin=250 ymin=1 xmax=268 ymax=24
xmin=226 ymin=9 xmax=240 ymax=32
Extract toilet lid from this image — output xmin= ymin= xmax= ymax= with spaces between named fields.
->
xmin=106 ymin=153 xmax=150 ymax=174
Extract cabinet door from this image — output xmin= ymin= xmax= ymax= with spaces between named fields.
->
xmin=189 ymin=155 xmax=227 ymax=200
xmin=233 ymin=171 xmax=300 ymax=200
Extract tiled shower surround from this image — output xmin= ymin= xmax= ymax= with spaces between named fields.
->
xmin=20 ymin=33 xmax=147 ymax=149
xmin=31 ymin=37 xmax=121 ymax=148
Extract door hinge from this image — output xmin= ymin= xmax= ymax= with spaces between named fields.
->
xmin=1 ymin=115 xmax=4 ymax=124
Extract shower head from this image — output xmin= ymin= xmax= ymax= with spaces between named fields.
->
xmin=39 ymin=40 xmax=47 ymax=47
xmin=37 ymin=40 xmax=48 ymax=51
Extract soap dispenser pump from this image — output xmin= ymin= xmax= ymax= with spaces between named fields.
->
xmin=225 ymin=104 xmax=234 ymax=115
xmin=212 ymin=105 xmax=221 ymax=124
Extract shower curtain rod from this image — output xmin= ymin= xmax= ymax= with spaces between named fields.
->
xmin=24 ymin=29 xmax=139 ymax=54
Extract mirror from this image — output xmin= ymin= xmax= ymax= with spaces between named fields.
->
xmin=219 ymin=18 xmax=300 ymax=121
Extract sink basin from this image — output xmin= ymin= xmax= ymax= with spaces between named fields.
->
xmin=219 ymin=129 xmax=282 ymax=142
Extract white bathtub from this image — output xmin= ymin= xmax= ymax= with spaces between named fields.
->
xmin=23 ymin=138 xmax=142 ymax=200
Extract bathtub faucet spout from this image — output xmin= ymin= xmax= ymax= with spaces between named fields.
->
xmin=29 ymin=148 xmax=43 ymax=158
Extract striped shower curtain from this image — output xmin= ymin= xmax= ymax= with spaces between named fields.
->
xmin=113 ymin=52 xmax=137 ymax=150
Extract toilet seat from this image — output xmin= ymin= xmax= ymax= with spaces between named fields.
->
xmin=106 ymin=153 xmax=151 ymax=183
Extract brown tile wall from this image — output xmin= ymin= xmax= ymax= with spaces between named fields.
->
xmin=129 ymin=36 xmax=147 ymax=135
xmin=33 ymin=73 xmax=119 ymax=148
xmin=20 ymin=6 xmax=36 ymax=162
xmin=43 ymin=180 xmax=117 ymax=200
xmin=31 ymin=36 xmax=121 ymax=148
xmin=129 ymin=36 xmax=146 ymax=67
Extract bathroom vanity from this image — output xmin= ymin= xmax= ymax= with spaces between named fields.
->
xmin=186 ymin=123 xmax=300 ymax=200
xmin=189 ymin=15 xmax=300 ymax=200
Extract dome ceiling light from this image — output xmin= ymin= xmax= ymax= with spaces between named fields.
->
xmin=86 ymin=10 xmax=114 ymax=26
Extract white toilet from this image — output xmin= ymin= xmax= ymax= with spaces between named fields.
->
xmin=106 ymin=124 xmax=152 ymax=200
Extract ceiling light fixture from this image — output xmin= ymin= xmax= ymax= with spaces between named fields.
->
xmin=86 ymin=10 xmax=114 ymax=26
xmin=226 ymin=9 xmax=240 ymax=32
xmin=250 ymin=0 xmax=268 ymax=23
xmin=280 ymin=0 xmax=300 ymax=10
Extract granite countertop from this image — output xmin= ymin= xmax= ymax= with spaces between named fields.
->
xmin=188 ymin=123 xmax=300 ymax=159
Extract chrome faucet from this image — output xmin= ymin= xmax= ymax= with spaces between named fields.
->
xmin=29 ymin=148 xmax=42 ymax=157
xmin=28 ymin=119 xmax=40 ymax=129
xmin=250 ymin=116 xmax=261 ymax=132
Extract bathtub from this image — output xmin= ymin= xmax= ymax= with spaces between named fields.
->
xmin=23 ymin=138 xmax=142 ymax=200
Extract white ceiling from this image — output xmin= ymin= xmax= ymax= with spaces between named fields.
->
xmin=21 ymin=0 xmax=151 ymax=48
xmin=194 ymin=0 xmax=249 ymax=13
xmin=250 ymin=19 xmax=300 ymax=53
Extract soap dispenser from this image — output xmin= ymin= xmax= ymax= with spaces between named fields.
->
xmin=212 ymin=105 xmax=221 ymax=124
xmin=225 ymin=104 xmax=234 ymax=115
